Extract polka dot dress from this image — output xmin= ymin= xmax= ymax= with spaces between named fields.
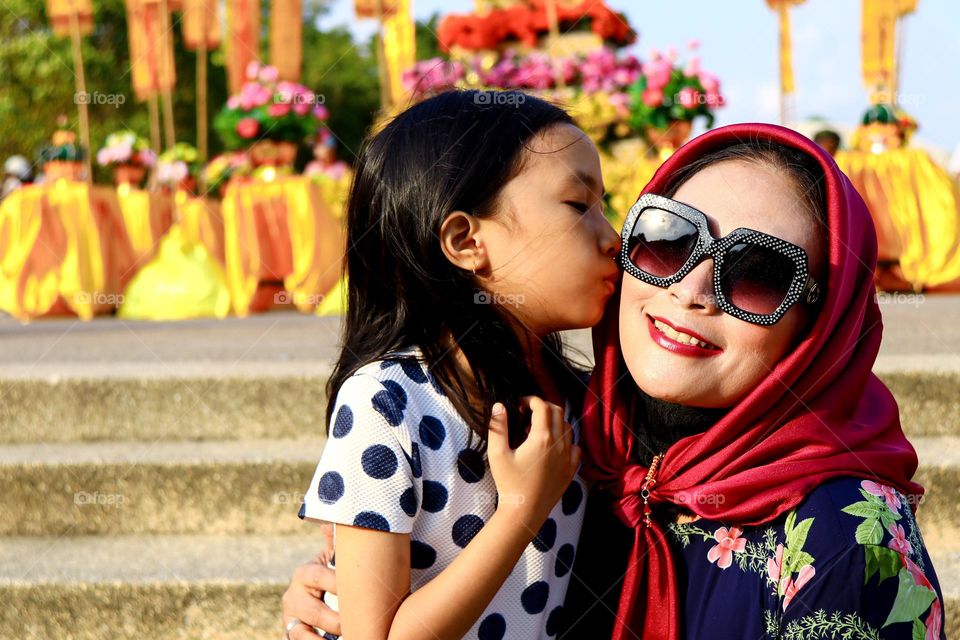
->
xmin=298 ymin=345 xmax=587 ymax=639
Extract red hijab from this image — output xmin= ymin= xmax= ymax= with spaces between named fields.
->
xmin=580 ymin=123 xmax=923 ymax=640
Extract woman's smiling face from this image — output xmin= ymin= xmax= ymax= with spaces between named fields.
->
xmin=618 ymin=159 xmax=826 ymax=408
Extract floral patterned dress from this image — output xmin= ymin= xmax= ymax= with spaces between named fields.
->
xmin=561 ymin=477 xmax=945 ymax=639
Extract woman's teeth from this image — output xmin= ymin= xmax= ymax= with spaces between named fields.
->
xmin=652 ymin=318 xmax=719 ymax=350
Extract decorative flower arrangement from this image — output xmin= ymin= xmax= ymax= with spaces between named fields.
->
xmin=96 ymin=130 xmax=156 ymax=169
xmin=214 ymin=62 xmax=329 ymax=151
xmin=201 ymin=151 xmax=251 ymax=197
xmin=404 ymin=43 xmax=723 ymax=148
xmin=156 ymin=143 xmax=201 ymax=193
xmin=437 ymin=0 xmax=635 ymax=52
xmin=627 ymin=41 xmax=725 ymax=137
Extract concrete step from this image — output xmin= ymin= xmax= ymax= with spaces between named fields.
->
xmin=1 ymin=535 xmax=955 ymax=640
xmin=0 ymin=436 xmax=956 ymax=541
xmin=1 ymin=354 xmax=957 ymax=444
xmin=0 ymin=534 xmax=325 ymax=640
xmin=0 ymin=439 xmax=323 ymax=536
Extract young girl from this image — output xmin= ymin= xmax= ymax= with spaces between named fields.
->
xmin=292 ymin=89 xmax=621 ymax=640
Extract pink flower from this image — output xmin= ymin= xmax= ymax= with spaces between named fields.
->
xmin=887 ymin=522 xmax=912 ymax=555
xmin=227 ymin=96 xmax=240 ymax=109
xmin=698 ymin=71 xmax=720 ymax=93
xmin=292 ymin=101 xmax=311 ymax=116
xmin=767 ymin=543 xmax=785 ymax=586
xmin=706 ymin=526 xmax=746 ymax=569
xmin=688 ymin=39 xmax=701 ymax=51
xmin=236 ymin=117 xmax=259 ymax=139
xmin=642 ymin=87 xmax=664 ymax=108
xmin=258 ymin=65 xmax=279 ymax=83
xmin=665 ymin=45 xmax=678 ymax=62
xmin=677 ymin=87 xmax=699 ymax=109
xmin=268 ymin=102 xmax=291 ymax=118
xmin=245 ymin=61 xmax=262 ymax=81
xmin=862 ymin=480 xmax=902 ymax=512
xmin=782 ymin=564 xmax=815 ymax=610
xmin=313 ymin=104 xmax=329 ymax=121
xmin=683 ymin=56 xmax=701 ymax=78
xmin=643 ymin=60 xmax=672 ymax=90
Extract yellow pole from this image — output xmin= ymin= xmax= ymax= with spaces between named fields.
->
xmin=196 ymin=21 xmax=208 ymax=162
xmin=68 ymin=4 xmax=92 ymax=183
xmin=159 ymin=0 xmax=176 ymax=149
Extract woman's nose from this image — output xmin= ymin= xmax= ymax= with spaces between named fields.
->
xmin=667 ymin=258 xmax=718 ymax=311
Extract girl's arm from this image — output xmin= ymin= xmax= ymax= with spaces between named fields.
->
xmin=335 ymin=397 xmax=581 ymax=640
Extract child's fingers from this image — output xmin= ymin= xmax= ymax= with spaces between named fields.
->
xmin=486 ymin=402 xmax=509 ymax=456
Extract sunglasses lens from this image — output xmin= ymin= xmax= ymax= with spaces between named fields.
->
xmin=627 ymin=207 xmax=699 ymax=278
xmin=719 ymin=242 xmax=798 ymax=315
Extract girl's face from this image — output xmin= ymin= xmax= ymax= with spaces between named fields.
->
xmin=619 ymin=160 xmax=826 ymax=408
xmin=476 ymin=123 xmax=622 ymax=334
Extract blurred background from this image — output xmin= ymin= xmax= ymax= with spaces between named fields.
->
xmin=0 ymin=2 xmax=957 ymax=638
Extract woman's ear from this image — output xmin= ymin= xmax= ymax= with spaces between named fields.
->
xmin=439 ymin=210 xmax=490 ymax=275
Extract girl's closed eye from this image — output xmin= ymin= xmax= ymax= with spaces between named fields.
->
xmin=565 ymin=201 xmax=590 ymax=214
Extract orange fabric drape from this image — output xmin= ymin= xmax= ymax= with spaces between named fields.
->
xmin=226 ymin=0 xmax=261 ymax=95
xmin=270 ymin=0 xmax=302 ymax=82
xmin=181 ymin=0 xmax=220 ymax=50
xmin=125 ymin=0 xmax=177 ymax=101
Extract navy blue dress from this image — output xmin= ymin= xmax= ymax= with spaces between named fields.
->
xmin=561 ymin=477 xmax=945 ymax=639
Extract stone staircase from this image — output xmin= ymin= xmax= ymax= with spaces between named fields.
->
xmin=0 ymin=298 xmax=957 ymax=639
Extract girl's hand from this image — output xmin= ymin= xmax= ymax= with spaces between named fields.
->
xmin=486 ymin=396 xmax=581 ymax=531
xmin=282 ymin=555 xmax=341 ymax=639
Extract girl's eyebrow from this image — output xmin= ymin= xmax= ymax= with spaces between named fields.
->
xmin=564 ymin=170 xmax=606 ymax=197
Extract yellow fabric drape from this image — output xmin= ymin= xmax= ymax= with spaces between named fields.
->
xmin=46 ymin=0 xmax=94 ymax=37
xmin=177 ymin=192 xmax=226 ymax=264
xmin=861 ymin=0 xmax=917 ymax=101
xmin=765 ymin=0 xmax=805 ymax=96
xmin=125 ymin=0 xmax=177 ymax=101
xmin=0 ymin=183 xmax=142 ymax=321
xmin=836 ymin=149 xmax=960 ymax=291
xmin=381 ymin=0 xmax=416 ymax=107
xmin=182 ymin=0 xmax=220 ymax=50
xmin=119 ymin=226 xmax=231 ymax=320
xmin=115 ymin=184 xmax=175 ymax=266
xmin=221 ymin=177 xmax=345 ymax=316
xmin=270 ymin=0 xmax=302 ymax=82
xmin=226 ymin=0 xmax=261 ymax=95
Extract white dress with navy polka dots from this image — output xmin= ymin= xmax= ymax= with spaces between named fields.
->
xmin=298 ymin=345 xmax=587 ymax=639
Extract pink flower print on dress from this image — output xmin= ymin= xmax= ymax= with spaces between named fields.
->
xmin=861 ymin=480 xmax=902 ymax=512
xmin=887 ymin=522 xmax=912 ymax=555
xmin=781 ymin=564 xmax=816 ymax=611
xmin=706 ymin=526 xmax=746 ymax=569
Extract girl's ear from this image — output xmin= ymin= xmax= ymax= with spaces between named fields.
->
xmin=439 ymin=210 xmax=490 ymax=275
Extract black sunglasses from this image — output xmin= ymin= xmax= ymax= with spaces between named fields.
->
xmin=619 ymin=193 xmax=823 ymax=326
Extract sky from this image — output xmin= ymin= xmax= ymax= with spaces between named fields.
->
xmin=317 ymin=0 xmax=960 ymax=154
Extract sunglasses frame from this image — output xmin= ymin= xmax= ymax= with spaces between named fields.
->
xmin=619 ymin=193 xmax=823 ymax=326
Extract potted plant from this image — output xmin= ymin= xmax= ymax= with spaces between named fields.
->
xmin=37 ymin=115 xmax=86 ymax=182
xmin=97 ymin=130 xmax=156 ymax=186
xmin=156 ymin=143 xmax=202 ymax=194
xmin=214 ymin=62 xmax=329 ymax=169
xmin=627 ymin=42 xmax=725 ymax=154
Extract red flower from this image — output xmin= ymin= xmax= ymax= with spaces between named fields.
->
xmin=236 ymin=117 xmax=259 ymax=139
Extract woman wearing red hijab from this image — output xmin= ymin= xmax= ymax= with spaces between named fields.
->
xmin=563 ymin=123 xmax=945 ymax=639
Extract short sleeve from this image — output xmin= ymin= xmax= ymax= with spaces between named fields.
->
xmin=299 ymin=372 xmax=419 ymax=534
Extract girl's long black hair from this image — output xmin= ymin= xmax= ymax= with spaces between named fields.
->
xmin=326 ymin=89 xmax=588 ymax=451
